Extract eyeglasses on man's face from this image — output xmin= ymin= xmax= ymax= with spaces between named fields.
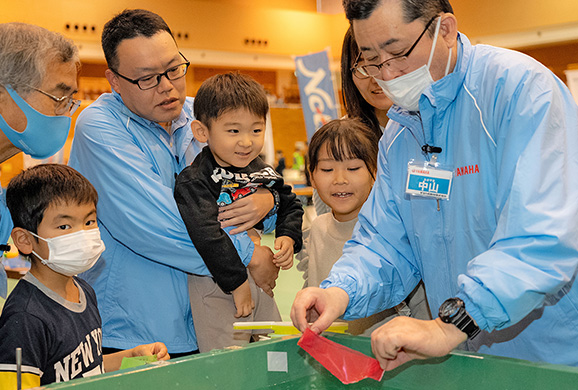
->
xmin=353 ymin=16 xmax=438 ymax=78
xmin=351 ymin=52 xmax=370 ymax=80
xmin=25 ymin=85 xmax=81 ymax=115
xmin=112 ymin=53 xmax=191 ymax=91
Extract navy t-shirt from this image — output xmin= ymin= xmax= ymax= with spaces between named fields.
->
xmin=0 ymin=273 xmax=103 ymax=387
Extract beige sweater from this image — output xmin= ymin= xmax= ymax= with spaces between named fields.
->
xmin=296 ymin=212 xmax=431 ymax=335
xmin=297 ymin=212 xmax=358 ymax=288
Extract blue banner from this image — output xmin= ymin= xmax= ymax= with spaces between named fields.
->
xmin=294 ymin=50 xmax=339 ymax=141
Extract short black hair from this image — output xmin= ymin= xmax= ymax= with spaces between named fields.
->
xmin=194 ymin=72 xmax=269 ymax=128
xmin=343 ymin=0 xmax=453 ymax=25
xmin=308 ymin=118 xmax=379 ymax=179
xmin=6 ymin=164 xmax=98 ymax=233
xmin=101 ymin=9 xmax=174 ymax=70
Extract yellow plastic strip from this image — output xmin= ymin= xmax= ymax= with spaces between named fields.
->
xmin=233 ymin=321 xmax=348 ymax=334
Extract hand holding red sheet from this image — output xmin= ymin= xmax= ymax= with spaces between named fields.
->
xmin=297 ymin=328 xmax=385 ymax=384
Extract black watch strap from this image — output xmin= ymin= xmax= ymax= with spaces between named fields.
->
xmin=453 ymin=310 xmax=480 ymax=339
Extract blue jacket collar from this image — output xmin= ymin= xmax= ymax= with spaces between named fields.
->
xmin=110 ymin=90 xmax=190 ymax=134
xmin=425 ymin=33 xmax=471 ymax=111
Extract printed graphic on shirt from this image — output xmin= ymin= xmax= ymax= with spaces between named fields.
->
xmin=0 ymin=276 xmax=104 ymax=387
xmin=211 ymin=166 xmax=280 ymax=186
xmin=454 ymin=164 xmax=479 ymax=177
xmin=212 ymin=166 xmax=281 ymax=206
xmin=54 ymin=327 xmax=103 ymax=383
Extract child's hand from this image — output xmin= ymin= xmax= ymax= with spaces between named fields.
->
xmin=274 ymin=236 xmax=295 ymax=270
xmin=103 ymin=342 xmax=170 ymax=371
xmin=232 ymin=280 xmax=254 ymax=318
xmin=128 ymin=342 xmax=170 ymax=361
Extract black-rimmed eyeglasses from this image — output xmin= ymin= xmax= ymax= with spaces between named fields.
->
xmin=25 ymin=85 xmax=81 ymax=115
xmin=352 ymin=16 xmax=438 ymax=78
xmin=112 ymin=53 xmax=191 ymax=90
xmin=351 ymin=52 xmax=370 ymax=80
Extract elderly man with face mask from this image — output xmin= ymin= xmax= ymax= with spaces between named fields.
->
xmin=0 ymin=23 xmax=80 ymax=299
xmin=292 ymin=0 xmax=578 ymax=370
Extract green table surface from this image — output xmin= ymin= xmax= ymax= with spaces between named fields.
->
xmin=42 ymin=333 xmax=578 ymax=390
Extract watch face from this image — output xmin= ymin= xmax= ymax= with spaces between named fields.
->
xmin=439 ymin=298 xmax=463 ymax=319
xmin=438 ymin=298 xmax=480 ymax=338
xmin=440 ymin=303 xmax=458 ymax=318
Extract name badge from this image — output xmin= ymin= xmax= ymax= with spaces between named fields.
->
xmin=406 ymin=160 xmax=453 ymax=200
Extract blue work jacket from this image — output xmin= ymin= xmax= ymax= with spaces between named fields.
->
xmin=323 ymin=34 xmax=578 ymax=365
xmin=69 ymin=92 xmax=256 ymax=352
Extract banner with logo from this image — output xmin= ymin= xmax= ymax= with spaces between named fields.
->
xmin=294 ymin=49 xmax=339 ymax=141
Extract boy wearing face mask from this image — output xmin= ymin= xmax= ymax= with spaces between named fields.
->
xmin=0 ymin=164 xmax=169 ymax=389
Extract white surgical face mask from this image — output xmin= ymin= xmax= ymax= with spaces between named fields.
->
xmin=374 ymin=17 xmax=453 ymax=112
xmin=30 ymin=228 xmax=105 ymax=276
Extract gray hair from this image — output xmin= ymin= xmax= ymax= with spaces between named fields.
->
xmin=343 ymin=0 xmax=453 ymax=26
xmin=0 ymin=23 xmax=79 ymax=96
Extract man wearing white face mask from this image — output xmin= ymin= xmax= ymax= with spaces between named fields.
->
xmin=370 ymin=15 xmax=452 ymax=112
xmin=0 ymin=23 xmax=81 ymax=299
xmin=0 ymin=164 xmax=170 ymax=389
xmin=292 ymin=0 xmax=578 ymax=370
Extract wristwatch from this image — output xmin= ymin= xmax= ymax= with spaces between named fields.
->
xmin=438 ymin=297 xmax=480 ymax=339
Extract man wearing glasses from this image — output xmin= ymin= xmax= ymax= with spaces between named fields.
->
xmin=292 ymin=0 xmax=578 ymax=369
xmin=69 ymin=9 xmax=278 ymax=357
xmin=0 ymin=23 xmax=80 ymax=299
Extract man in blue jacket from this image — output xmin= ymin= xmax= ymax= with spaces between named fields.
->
xmin=69 ymin=9 xmax=278 ymax=357
xmin=292 ymin=0 xmax=578 ymax=369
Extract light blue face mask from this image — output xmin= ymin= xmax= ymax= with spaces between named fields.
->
xmin=0 ymin=85 xmax=71 ymax=160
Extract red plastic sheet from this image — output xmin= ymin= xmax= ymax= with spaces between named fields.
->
xmin=298 ymin=328 xmax=385 ymax=384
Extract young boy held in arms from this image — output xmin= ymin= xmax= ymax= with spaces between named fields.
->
xmin=175 ymin=72 xmax=303 ymax=352
xmin=0 ymin=164 xmax=169 ymax=389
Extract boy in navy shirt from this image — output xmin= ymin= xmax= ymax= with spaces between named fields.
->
xmin=0 ymin=164 xmax=169 ymax=388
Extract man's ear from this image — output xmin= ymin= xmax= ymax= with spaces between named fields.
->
xmin=11 ymin=228 xmax=33 ymax=256
xmin=440 ymin=13 xmax=458 ymax=49
xmin=191 ymin=120 xmax=209 ymax=143
xmin=105 ymin=69 xmax=121 ymax=94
